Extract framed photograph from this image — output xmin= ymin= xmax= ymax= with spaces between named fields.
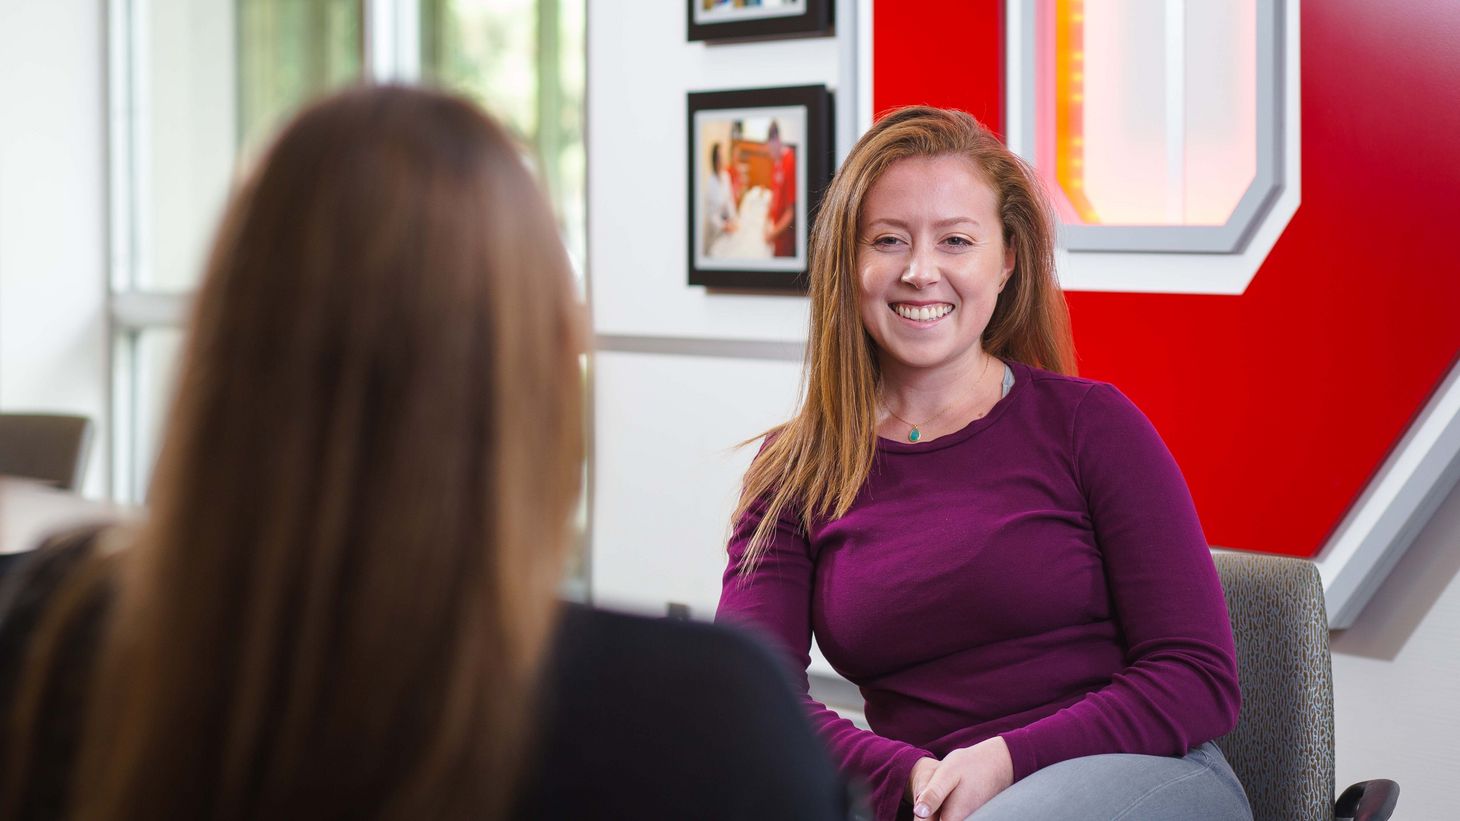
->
xmin=687 ymin=0 xmax=833 ymax=43
xmin=687 ymin=85 xmax=832 ymax=291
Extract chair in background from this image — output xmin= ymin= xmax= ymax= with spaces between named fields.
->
xmin=0 ymin=413 xmax=94 ymax=491
xmin=1212 ymin=552 xmax=1400 ymax=821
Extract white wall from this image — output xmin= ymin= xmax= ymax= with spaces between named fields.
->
xmin=586 ymin=2 xmax=1459 ymax=815
xmin=586 ymin=0 xmax=851 ymax=622
xmin=1331 ymin=479 xmax=1460 ymax=820
xmin=592 ymin=351 xmax=801 ymax=613
xmin=588 ymin=0 xmax=857 ymax=344
xmin=585 ymin=0 xmax=864 ymax=686
xmin=0 ymin=0 xmax=109 ymax=498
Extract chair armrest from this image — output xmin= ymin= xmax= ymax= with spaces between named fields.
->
xmin=1335 ymin=779 xmax=1399 ymax=821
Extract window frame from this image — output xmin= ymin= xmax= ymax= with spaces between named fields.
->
xmin=1006 ymin=0 xmax=1288 ymax=254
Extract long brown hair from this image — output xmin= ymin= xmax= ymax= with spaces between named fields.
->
xmin=732 ymin=106 xmax=1075 ymax=572
xmin=32 ymin=86 xmax=582 ymax=818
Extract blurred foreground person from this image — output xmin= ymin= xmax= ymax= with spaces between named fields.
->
xmin=0 ymin=86 xmax=851 ymax=820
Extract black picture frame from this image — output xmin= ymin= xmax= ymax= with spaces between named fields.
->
xmin=687 ymin=85 xmax=833 ymax=292
xmin=687 ymin=0 xmax=833 ymax=43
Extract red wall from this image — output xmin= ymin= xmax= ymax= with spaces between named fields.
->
xmin=873 ymin=0 xmax=1460 ymax=557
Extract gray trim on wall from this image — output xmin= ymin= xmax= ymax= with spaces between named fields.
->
xmin=595 ymin=333 xmax=805 ymax=362
xmin=1319 ymin=355 xmax=1460 ymax=628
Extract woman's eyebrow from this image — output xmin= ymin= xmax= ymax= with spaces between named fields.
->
xmin=864 ymin=216 xmax=982 ymax=229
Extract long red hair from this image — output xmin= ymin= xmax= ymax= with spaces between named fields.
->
xmin=733 ymin=106 xmax=1076 ymax=572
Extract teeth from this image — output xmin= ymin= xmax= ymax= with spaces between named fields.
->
xmin=893 ymin=303 xmax=953 ymax=321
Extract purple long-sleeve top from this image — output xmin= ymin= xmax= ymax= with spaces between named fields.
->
xmin=716 ymin=360 xmax=1241 ymax=821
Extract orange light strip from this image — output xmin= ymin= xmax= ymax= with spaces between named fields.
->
xmin=1054 ymin=0 xmax=1099 ymax=223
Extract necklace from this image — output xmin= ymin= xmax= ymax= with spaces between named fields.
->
xmin=883 ymin=355 xmax=993 ymax=443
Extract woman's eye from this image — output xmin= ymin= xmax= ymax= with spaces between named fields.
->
xmin=872 ymin=236 xmax=904 ymax=248
xmin=944 ymin=236 xmax=974 ymax=247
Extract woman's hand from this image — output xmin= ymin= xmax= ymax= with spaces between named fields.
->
xmin=906 ymin=756 xmax=939 ymax=804
xmin=912 ymin=737 xmax=1013 ymax=820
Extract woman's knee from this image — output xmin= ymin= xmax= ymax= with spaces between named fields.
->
xmin=968 ymin=745 xmax=1251 ymax=821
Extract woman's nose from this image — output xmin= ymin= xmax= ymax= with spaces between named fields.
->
xmin=900 ymin=246 xmax=940 ymax=289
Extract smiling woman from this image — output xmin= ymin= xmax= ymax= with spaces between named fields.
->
xmin=726 ymin=106 xmax=1075 ymax=576
xmin=716 ymin=107 xmax=1253 ymax=821
xmin=857 ymin=154 xmax=1016 ymax=440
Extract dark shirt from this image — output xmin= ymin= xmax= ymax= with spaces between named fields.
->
xmin=519 ymin=604 xmax=856 ymax=819
xmin=0 ymin=533 xmax=856 ymax=820
xmin=0 ymin=529 xmax=110 ymax=819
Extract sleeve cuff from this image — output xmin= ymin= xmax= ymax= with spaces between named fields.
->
xmin=998 ymin=729 xmax=1039 ymax=784
xmin=878 ymin=745 xmax=936 ymax=821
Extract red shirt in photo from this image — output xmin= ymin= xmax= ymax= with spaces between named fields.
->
xmin=767 ymin=148 xmax=797 ymax=257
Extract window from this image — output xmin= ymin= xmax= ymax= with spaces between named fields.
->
xmin=108 ymin=0 xmax=586 ymax=501
xmin=1009 ymin=0 xmax=1285 ymax=253
xmin=238 ymin=0 xmax=365 ymax=160
xmin=420 ymin=0 xmax=586 ymax=269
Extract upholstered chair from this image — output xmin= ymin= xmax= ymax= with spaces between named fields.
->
xmin=1212 ymin=552 xmax=1399 ymax=821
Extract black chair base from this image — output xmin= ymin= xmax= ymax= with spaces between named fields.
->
xmin=1335 ymin=779 xmax=1399 ymax=821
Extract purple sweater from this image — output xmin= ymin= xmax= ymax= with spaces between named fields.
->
xmin=716 ymin=360 xmax=1240 ymax=821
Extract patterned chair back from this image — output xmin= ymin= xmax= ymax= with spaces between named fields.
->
xmin=1213 ymin=552 xmax=1336 ymax=821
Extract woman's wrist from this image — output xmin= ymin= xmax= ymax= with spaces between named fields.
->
xmin=906 ymin=756 xmax=939 ymax=802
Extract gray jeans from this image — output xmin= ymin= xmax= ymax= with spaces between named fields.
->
xmin=966 ymin=742 xmax=1253 ymax=821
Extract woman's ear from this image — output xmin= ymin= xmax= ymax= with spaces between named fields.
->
xmin=999 ymin=247 xmax=1015 ymax=292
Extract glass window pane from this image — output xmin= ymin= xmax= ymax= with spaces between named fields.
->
xmin=420 ymin=0 xmax=586 ymax=271
xmin=1034 ymin=0 xmax=1257 ymax=227
xmin=421 ymin=0 xmax=587 ymax=578
xmin=140 ymin=0 xmax=240 ymax=292
xmin=112 ymin=327 xmax=186 ymax=504
xmin=133 ymin=0 xmax=363 ymax=292
xmin=238 ymin=0 xmax=365 ymax=159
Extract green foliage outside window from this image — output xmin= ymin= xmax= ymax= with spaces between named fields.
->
xmin=420 ymin=0 xmax=586 ymax=269
xmin=237 ymin=0 xmax=364 ymax=160
xmin=232 ymin=0 xmax=583 ymax=269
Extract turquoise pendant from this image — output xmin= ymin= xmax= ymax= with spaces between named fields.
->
xmin=908 ymin=427 xmax=921 ymax=442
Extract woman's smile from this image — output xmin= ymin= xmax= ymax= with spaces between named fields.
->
xmin=890 ymin=302 xmax=956 ymax=323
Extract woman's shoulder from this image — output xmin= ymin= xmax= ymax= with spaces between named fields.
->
xmin=526 ymin=605 xmax=850 ymax=820
xmin=1016 ymin=359 xmax=1109 ymax=394
xmin=1012 ymin=359 xmax=1141 ymax=418
xmin=546 ymin=604 xmax=803 ymax=709
xmin=0 ymin=525 xmax=117 ymax=817
xmin=0 ymin=526 xmax=113 ymax=653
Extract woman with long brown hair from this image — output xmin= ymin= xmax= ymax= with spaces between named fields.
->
xmin=0 ymin=86 xmax=849 ymax=820
xmin=717 ymin=107 xmax=1252 ymax=821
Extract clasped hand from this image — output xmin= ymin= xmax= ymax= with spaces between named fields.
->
xmin=907 ymin=736 xmax=1014 ymax=821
